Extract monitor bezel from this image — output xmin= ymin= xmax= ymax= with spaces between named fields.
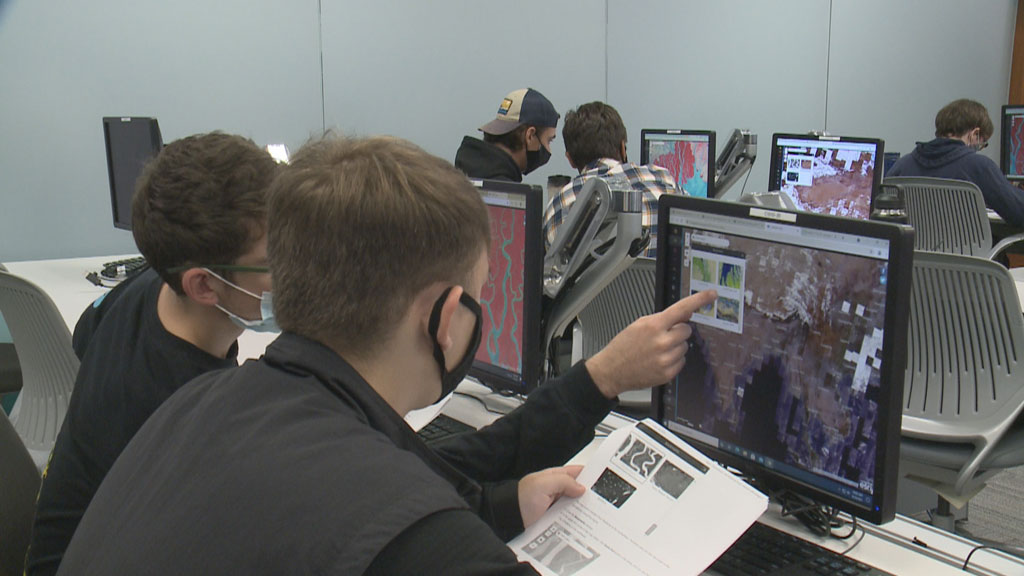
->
xmin=999 ymin=105 xmax=1024 ymax=181
xmin=102 ymin=116 xmax=163 ymax=231
xmin=468 ymin=179 xmax=545 ymax=397
xmin=639 ymin=128 xmax=717 ymax=198
xmin=767 ymin=132 xmax=885 ymax=219
xmin=652 ymin=195 xmax=913 ymax=525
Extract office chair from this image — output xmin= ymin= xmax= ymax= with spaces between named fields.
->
xmin=880 ymin=177 xmax=991 ymax=257
xmin=0 ymin=409 xmax=41 ymax=576
xmin=542 ymin=176 xmax=645 ymax=372
xmin=0 ymin=270 xmax=79 ymax=471
xmin=900 ymin=251 xmax=1024 ymax=531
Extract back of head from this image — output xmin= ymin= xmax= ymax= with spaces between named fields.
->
xmin=563 ymin=101 xmax=627 ymax=168
xmin=268 ymin=135 xmax=490 ymax=358
xmin=935 ymin=98 xmax=994 ymax=140
xmin=132 ymin=132 xmax=278 ymax=293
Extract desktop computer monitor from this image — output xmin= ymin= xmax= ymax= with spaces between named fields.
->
xmin=652 ymin=195 xmax=912 ymax=524
xmin=469 ymin=179 xmax=545 ymax=396
xmin=102 ymin=117 xmax=163 ymax=230
xmin=768 ymin=133 xmax=884 ymax=220
xmin=1000 ymin=105 xmax=1024 ymax=181
xmin=640 ymin=129 xmax=716 ymax=198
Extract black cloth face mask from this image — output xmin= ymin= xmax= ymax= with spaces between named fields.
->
xmin=524 ymin=131 xmax=552 ymax=174
xmin=428 ymin=287 xmax=482 ymax=403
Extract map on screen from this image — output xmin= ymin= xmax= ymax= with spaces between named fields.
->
xmin=646 ymin=139 xmax=712 ymax=198
xmin=476 ymin=203 xmax=526 ymax=374
xmin=777 ymin=144 xmax=877 ymax=219
xmin=1007 ymin=113 xmax=1024 ymax=178
xmin=664 ymin=227 xmax=889 ymax=496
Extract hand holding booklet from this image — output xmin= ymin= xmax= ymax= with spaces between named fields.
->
xmin=510 ymin=419 xmax=768 ymax=576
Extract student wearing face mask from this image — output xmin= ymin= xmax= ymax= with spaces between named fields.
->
xmin=887 ymin=98 xmax=1024 ymax=226
xmin=455 ymin=87 xmax=559 ymax=182
xmin=56 ymin=136 xmax=717 ymax=575
xmin=25 ymin=132 xmax=279 ymax=576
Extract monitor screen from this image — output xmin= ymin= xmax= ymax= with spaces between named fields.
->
xmin=470 ymin=179 xmax=544 ymax=396
xmin=640 ymin=129 xmax=716 ymax=198
xmin=102 ymin=117 xmax=163 ymax=230
xmin=1000 ymin=105 xmax=1024 ymax=181
xmin=768 ymin=134 xmax=884 ymax=220
xmin=653 ymin=196 xmax=912 ymax=524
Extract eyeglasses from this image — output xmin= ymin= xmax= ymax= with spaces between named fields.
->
xmin=167 ymin=264 xmax=270 ymax=274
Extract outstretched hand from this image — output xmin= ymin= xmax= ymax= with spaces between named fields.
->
xmin=518 ymin=465 xmax=586 ymax=529
xmin=585 ymin=289 xmax=718 ymax=399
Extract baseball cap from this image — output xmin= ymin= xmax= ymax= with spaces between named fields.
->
xmin=479 ymin=88 xmax=560 ymax=136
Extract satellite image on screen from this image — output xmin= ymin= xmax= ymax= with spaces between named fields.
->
xmin=648 ymin=139 xmax=711 ymax=198
xmin=1008 ymin=114 xmax=1024 ymax=177
xmin=779 ymin=147 xmax=876 ymax=219
xmin=665 ymin=229 xmax=888 ymax=494
xmin=476 ymin=204 xmax=526 ymax=374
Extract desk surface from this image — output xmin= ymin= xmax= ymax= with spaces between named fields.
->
xmin=8 ymin=255 xmax=1024 ymax=575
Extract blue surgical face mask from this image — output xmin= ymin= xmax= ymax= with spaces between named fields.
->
xmin=204 ymin=269 xmax=279 ymax=333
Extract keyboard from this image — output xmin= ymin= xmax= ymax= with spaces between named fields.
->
xmin=709 ymin=522 xmax=893 ymax=575
xmin=100 ymin=256 xmax=148 ymax=279
xmin=416 ymin=413 xmax=476 ymax=443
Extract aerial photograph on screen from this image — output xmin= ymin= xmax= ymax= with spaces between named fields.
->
xmin=667 ymin=231 xmax=888 ymax=494
xmin=648 ymin=139 xmax=711 ymax=198
xmin=779 ymin=147 xmax=876 ymax=219
xmin=1008 ymin=114 xmax=1024 ymax=177
xmin=476 ymin=204 xmax=526 ymax=374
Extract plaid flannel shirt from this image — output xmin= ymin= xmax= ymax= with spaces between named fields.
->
xmin=542 ymin=158 xmax=682 ymax=258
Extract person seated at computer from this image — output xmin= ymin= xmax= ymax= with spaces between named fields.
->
xmin=25 ymin=133 xmax=280 ymax=576
xmin=543 ymin=101 xmax=681 ymax=258
xmin=887 ymin=98 xmax=1024 ymax=226
xmin=455 ymin=87 xmax=559 ymax=182
xmin=56 ymin=135 xmax=717 ymax=575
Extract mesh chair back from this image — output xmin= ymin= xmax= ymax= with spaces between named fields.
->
xmin=0 ymin=409 xmax=41 ymax=576
xmin=0 ymin=271 xmax=78 ymax=469
xmin=578 ymin=258 xmax=657 ymax=360
xmin=903 ymin=251 xmax=1024 ymax=493
xmin=884 ymin=177 xmax=992 ymax=257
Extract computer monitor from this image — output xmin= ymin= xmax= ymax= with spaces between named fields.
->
xmin=882 ymin=151 xmax=901 ymax=176
xmin=1000 ymin=105 xmax=1024 ymax=181
xmin=640 ymin=129 xmax=716 ymax=198
xmin=469 ymin=179 xmax=545 ymax=396
xmin=768 ymin=133 xmax=884 ymax=220
xmin=102 ymin=117 xmax=163 ymax=230
xmin=653 ymin=196 xmax=912 ymax=525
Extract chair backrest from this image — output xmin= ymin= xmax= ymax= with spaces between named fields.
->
xmin=903 ymin=251 xmax=1024 ymax=493
xmin=0 ymin=271 xmax=79 ymax=469
xmin=883 ymin=176 xmax=992 ymax=257
xmin=577 ymin=258 xmax=657 ymax=360
xmin=0 ymin=409 xmax=41 ymax=576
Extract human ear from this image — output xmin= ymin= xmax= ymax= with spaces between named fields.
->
xmin=180 ymin=268 xmax=220 ymax=306
xmin=432 ymin=286 xmax=465 ymax=354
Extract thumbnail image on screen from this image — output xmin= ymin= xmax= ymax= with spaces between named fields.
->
xmin=643 ymin=134 xmax=712 ymax=198
xmin=663 ymin=224 xmax=890 ymax=504
xmin=476 ymin=203 xmax=526 ymax=375
xmin=773 ymin=138 xmax=879 ymax=219
xmin=1002 ymin=106 xmax=1024 ymax=180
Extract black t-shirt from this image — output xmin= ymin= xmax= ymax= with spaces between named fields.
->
xmin=25 ymin=269 xmax=238 ymax=576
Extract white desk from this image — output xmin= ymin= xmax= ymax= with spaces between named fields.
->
xmin=444 ymin=382 xmax=1024 ymax=576
xmin=9 ymin=256 xmax=1024 ymax=575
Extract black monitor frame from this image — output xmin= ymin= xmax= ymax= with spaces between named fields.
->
xmin=469 ymin=179 xmax=545 ymax=396
xmin=652 ymin=196 xmax=913 ymax=525
xmin=768 ymin=133 xmax=884 ymax=220
xmin=639 ymin=129 xmax=717 ymax=199
xmin=1000 ymin=105 xmax=1024 ymax=181
xmin=102 ymin=116 xmax=163 ymax=231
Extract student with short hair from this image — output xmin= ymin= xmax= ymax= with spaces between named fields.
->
xmin=57 ymin=135 xmax=715 ymax=575
xmin=26 ymin=132 xmax=280 ymax=576
xmin=887 ymin=98 xmax=1024 ymax=226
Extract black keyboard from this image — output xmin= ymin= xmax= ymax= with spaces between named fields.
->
xmin=100 ymin=256 xmax=148 ymax=279
xmin=416 ymin=413 xmax=476 ymax=443
xmin=710 ymin=522 xmax=893 ymax=575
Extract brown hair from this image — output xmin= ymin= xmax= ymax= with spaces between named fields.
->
xmin=483 ymin=124 xmax=530 ymax=152
xmin=563 ymin=102 xmax=628 ymax=169
xmin=935 ymin=98 xmax=994 ymax=140
xmin=132 ymin=132 xmax=278 ymax=293
xmin=267 ymin=135 xmax=490 ymax=357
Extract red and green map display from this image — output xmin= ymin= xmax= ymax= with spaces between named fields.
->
xmin=476 ymin=204 xmax=526 ymax=374
xmin=648 ymin=140 xmax=711 ymax=198
xmin=1008 ymin=115 xmax=1024 ymax=177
